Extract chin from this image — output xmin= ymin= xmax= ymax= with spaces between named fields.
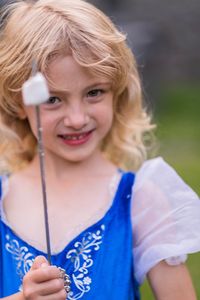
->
xmin=46 ymin=142 xmax=100 ymax=165
xmin=55 ymin=151 xmax=92 ymax=165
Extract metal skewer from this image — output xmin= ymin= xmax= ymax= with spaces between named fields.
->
xmin=32 ymin=61 xmax=52 ymax=264
xmin=35 ymin=105 xmax=52 ymax=265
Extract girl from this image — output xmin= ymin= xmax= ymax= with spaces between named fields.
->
xmin=0 ymin=0 xmax=200 ymax=299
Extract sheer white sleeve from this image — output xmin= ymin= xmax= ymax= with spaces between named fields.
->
xmin=131 ymin=157 xmax=200 ymax=284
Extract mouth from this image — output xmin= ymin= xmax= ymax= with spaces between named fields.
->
xmin=58 ymin=129 xmax=95 ymax=146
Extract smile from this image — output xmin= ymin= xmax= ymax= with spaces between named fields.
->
xmin=62 ymin=133 xmax=88 ymax=140
xmin=58 ymin=130 xmax=94 ymax=146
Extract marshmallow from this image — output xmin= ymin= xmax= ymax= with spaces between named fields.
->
xmin=22 ymin=72 xmax=50 ymax=106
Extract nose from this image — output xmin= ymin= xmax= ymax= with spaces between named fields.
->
xmin=63 ymin=101 xmax=89 ymax=130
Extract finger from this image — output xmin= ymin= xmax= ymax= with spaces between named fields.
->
xmin=31 ymin=255 xmax=49 ymax=271
xmin=36 ymin=278 xmax=65 ymax=296
xmin=23 ymin=278 xmax=66 ymax=300
xmin=41 ymin=288 xmax=67 ymax=300
xmin=25 ymin=265 xmax=61 ymax=283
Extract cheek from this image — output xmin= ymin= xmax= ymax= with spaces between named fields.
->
xmin=97 ymin=102 xmax=113 ymax=129
xmin=101 ymin=110 xmax=113 ymax=130
xmin=40 ymin=113 xmax=60 ymax=139
xmin=24 ymin=109 xmax=54 ymax=140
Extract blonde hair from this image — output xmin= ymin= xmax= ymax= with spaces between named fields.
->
xmin=0 ymin=0 xmax=155 ymax=173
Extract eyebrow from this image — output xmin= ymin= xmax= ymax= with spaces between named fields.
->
xmin=49 ymin=81 xmax=111 ymax=95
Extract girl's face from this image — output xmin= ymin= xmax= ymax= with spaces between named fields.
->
xmin=23 ymin=55 xmax=114 ymax=165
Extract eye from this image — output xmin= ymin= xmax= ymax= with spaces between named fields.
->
xmin=45 ymin=96 xmax=61 ymax=105
xmin=87 ymin=89 xmax=104 ymax=98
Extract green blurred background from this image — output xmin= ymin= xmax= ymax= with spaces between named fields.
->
xmin=90 ymin=0 xmax=200 ymax=298
xmin=141 ymin=84 xmax=200 ymax=299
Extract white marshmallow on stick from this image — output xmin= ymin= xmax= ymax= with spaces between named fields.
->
xmin=22 ymin=72 xmax=50 ymax=106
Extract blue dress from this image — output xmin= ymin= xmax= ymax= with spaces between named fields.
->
xmin=0 ymin=172 xmax=140 ymax=299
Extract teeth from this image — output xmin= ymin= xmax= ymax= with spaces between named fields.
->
xmin=62 ymin=134 xmax=86 ymax=140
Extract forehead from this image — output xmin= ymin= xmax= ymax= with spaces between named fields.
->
xmin=47 ymin=54 xmax=90 ymax=78
xmin=45 ymin=54 xmax=109 ymax=91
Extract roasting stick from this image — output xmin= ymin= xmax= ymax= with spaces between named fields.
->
xmin=22 ymin=65 xmax=52 ymax=265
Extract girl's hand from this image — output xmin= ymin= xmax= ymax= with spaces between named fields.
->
xmin=22 ymin=256 xmax=67 ymax=300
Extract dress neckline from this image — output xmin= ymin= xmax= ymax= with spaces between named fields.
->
xmin=0 ymin=171 xmax=125 ymax=256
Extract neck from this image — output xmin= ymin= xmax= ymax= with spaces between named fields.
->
xmin=28 ymin=150 xmax=115 ymax=182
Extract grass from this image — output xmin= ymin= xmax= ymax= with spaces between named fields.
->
xmin=140 ymin=84 xmax=200 ymax=299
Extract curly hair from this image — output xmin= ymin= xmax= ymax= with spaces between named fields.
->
xmin=0 ymin=0 xmax=155 ymax=173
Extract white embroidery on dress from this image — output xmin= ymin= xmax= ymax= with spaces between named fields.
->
xmin=5 ymin=234 xmax=35 ymax=290
xmin=66 ymin=224 xmax=105 ymax=300
xmin=5 ymin=224 xmax=105 ymax=299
